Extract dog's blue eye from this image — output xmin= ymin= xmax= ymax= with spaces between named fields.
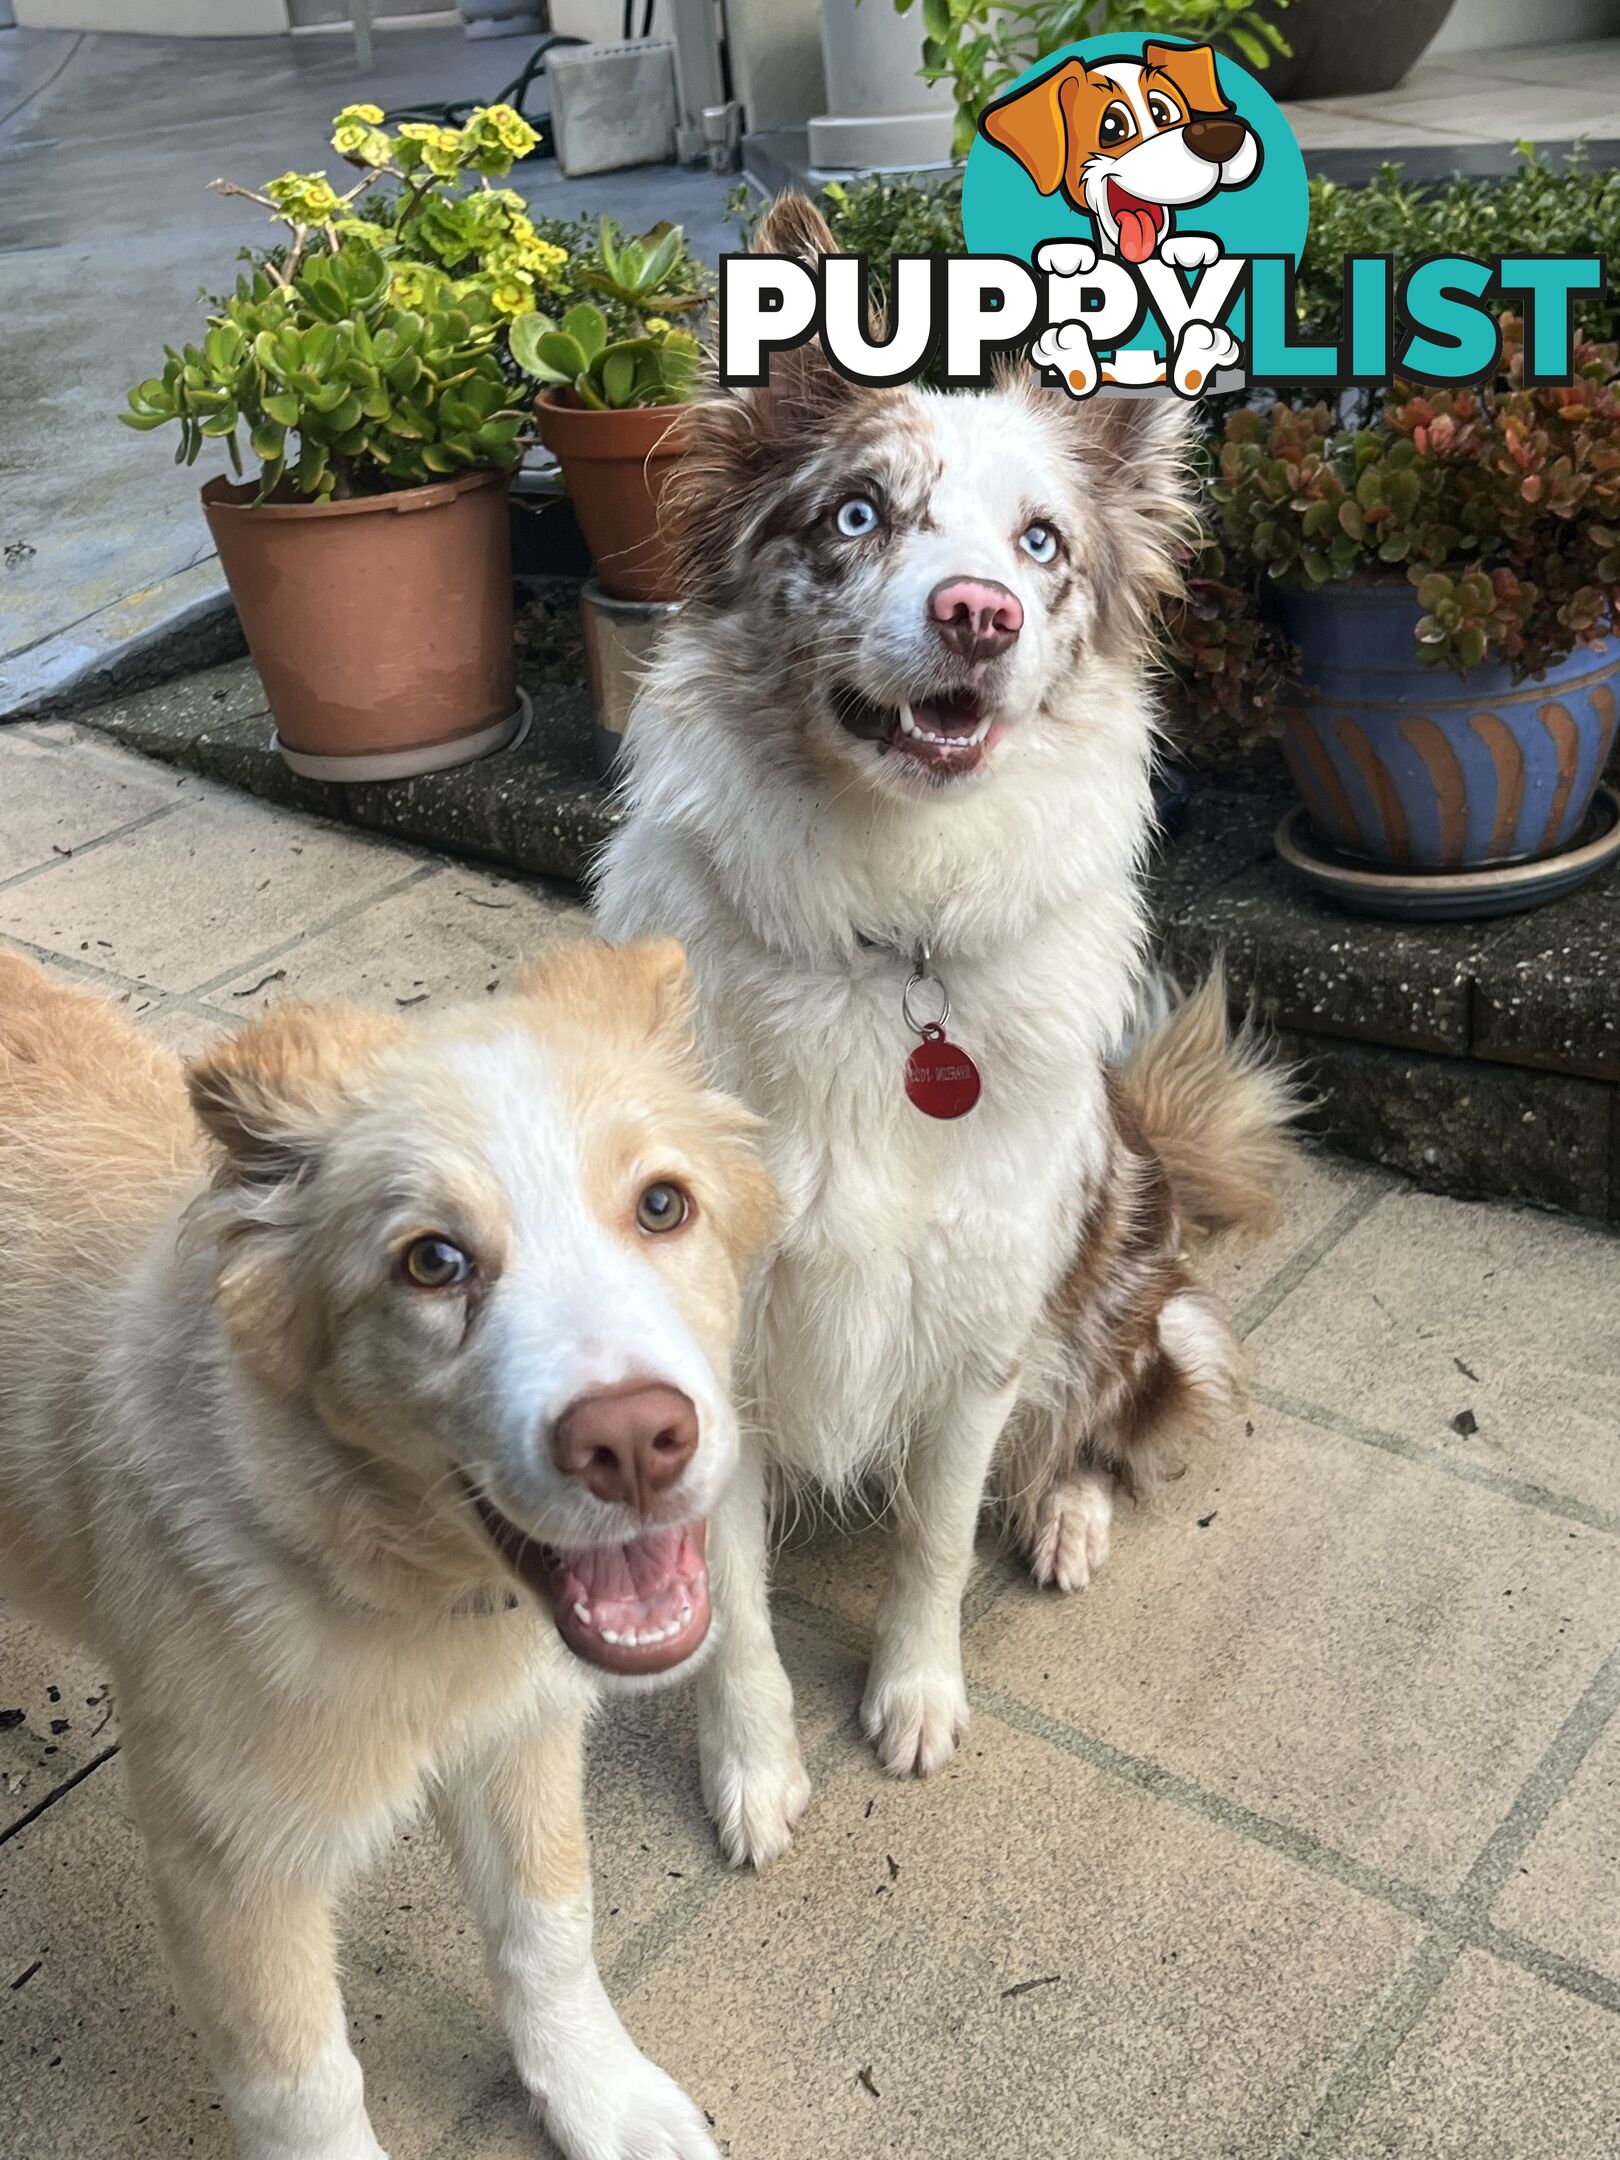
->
xmin=1020 ymin=522 xmax=1059 ymax=564
xmin=402 ymin=1235 xmax=473 ymax=1288
xmin=835 ymin=496 xmax=880 ymax=539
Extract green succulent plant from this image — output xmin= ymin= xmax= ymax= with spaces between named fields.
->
xmin=509 ymin=301 xmax=700 ymax=411
xmin=124 ymin=244 xmax=525 ymax=500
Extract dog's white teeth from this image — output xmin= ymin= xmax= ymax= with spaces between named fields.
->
xmin=599 ymin=1627 xmax=623 ymax=1646
xmin=572 ymin=1601 xmax=591 ymax=1625
xmin=897 ymin=702 xmax=918 ymax=737
xmin=969 ymin=717 xmax=991 ymax=746
xmin=677 ymin=1602 xmax=692 ymax=1626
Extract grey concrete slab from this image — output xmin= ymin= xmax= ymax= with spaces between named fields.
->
xmin=1337 ymin=1949 xmax=1620 ymax=2158
xmin=1246 ymin=1184 xmax=1620 ymax=1529
xmin=966 ymin=1402 xmax=1620 ymax=1895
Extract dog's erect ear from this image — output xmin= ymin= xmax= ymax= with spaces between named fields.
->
xmin=980 ymin=61 xmax=1083 ymax=197
xmin=752 ymin=189 xmax=838 ymax=264
xmin=1143 ymin=41 xmax=1231 ymax=117
xmin=1066 ymin=395 xmax=1200 ymax=653
xmin=188 ymin=1006 xmax=401 ymax=1187
xmin=519 ymin=937 xmax=696 ymax=1056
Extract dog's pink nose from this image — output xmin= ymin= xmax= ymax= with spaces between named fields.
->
xmin=929 ymin=578 xmax=1023 ymax=661
xmin=551 ymin=1383 xmax=698 ymax=1515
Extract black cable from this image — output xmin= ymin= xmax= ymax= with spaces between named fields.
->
xmin=621 ymin=2 xmax=633 ymax=38
xmin=381 ymin=33 xmax=584 ymax=152
xmin=640 ymin=0 xmax=655 ymax=36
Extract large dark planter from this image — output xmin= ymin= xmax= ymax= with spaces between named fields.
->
xmin=1277 ymin=580 xmax=1619 ymax=870
xmin=1254 ymin=0 xmax=1455 ymax=102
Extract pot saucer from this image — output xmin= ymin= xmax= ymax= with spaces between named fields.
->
xmin=275 ymin=689 xmax=532 ymax=785
xmin=1275 ymin=784 xmax=1620 ymax=921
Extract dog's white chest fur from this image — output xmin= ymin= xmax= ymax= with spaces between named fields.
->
xmin=600 ymin=837 xmax=1138 ymax=1488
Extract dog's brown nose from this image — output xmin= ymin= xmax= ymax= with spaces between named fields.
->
xmin=930 ymin=577 xmax=1023 ymax=661
xmin=1184 ymin=116 xmax=1247 ymax=166
xmin=551 ymin=1383 xmax=699 ymax=1514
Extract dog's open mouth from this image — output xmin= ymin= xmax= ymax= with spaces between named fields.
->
xmin=471 ymin=1492 xmax=711 ymax=1676
xmin=1107 ymin=180 xmax=1166 ymax=265
xmin=833 ymin=684 xmax=1003 ymax=780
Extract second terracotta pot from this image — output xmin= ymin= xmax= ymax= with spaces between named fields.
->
xmin=535 ymin=396 xmax=689 ymax=602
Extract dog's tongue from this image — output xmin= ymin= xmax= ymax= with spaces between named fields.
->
xmin=548 ymin=1525 xmax=711 ymax=1677
xmin=1117 ymin=206 xmax=1160 ymax=263
xmin=472 ymin=1488 xmax=712 ymax=1677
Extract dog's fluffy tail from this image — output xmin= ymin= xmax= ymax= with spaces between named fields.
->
xmin=1115 ymin=962 xmax=1298 ymax=1243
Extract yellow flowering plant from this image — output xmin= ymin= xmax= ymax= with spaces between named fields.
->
xmin=119 ymin=102 xmax=560 ymax=502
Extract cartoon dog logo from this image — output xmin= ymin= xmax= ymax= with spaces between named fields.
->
xmin=980 ymin=41 xmax=1260 ymax=395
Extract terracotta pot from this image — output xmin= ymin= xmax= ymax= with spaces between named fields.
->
xmin=535 ymin=396 xmax=689 ymax=602
xmin=201 ymin=469 xmax=525 ymax=782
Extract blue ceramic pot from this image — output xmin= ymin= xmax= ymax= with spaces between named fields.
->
xmin=1276 ymin=581 xmax=1619 ymax=869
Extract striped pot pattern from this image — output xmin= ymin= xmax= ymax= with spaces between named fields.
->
xmin=1276 ymin=581 xmax=1619 ymax=870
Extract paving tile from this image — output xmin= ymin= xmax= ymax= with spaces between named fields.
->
xmin=1491 ymin=1715 xmax=1620 ymax=1987
xmin=1284 ymin=107 xmax=1479 ymax=149
xmin=0 ymin=1603 xmax=114 ymax=1837
xmin=617 ymin=1707 xmax=1419 ymax=2160
xmin=0 ymin=792 xmax=426 ymax=995
xmin=0 ymin=730 xmax=184 ymax=881
xmin=203 ymin=861 xmax=590 ymax=1018
xmin=965 ymin=1404 xmax=1620 ymax=1895
xmin=1338 ymin=1949 xmax=1620 ymax=2159
xmin=1201 ymin=1142 xmax=1389 ymax=1329
xmin=1246 ymin=1185 xmax=1620 ymax=1523
xmin=136 ymin=1001 xmax=233 ymax=1059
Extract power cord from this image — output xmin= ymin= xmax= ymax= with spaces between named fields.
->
xmin=383 ymin=33 xmax=585 ymax=157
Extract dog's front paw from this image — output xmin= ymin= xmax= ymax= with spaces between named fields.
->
xmin=1172 ymin=320 xmax=1240 ymax=396
xmin=862 ymin=1660 xmax=969 ymax=1779
xmin=701 ymin=1726 xmax=812 ymax=1871
xmin=1159 ymin=233 xmax=1222 ymax=272
xmin=1027 ymin=1473 xmax=1113 ymax=1592
xmin=1030 ymin=322 xmax=1098 ymax=400
xmin=538 ymin=2044 xmax=719 ymax=2160
xmin=1036 ymin=238 xmax=1098 ymax=279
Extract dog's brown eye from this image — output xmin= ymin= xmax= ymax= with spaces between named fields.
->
xmin=1099 ymin=102 xmax=1133 ymax=146
xmin=1146 ymin=93 xmax=1179 ymax=129
xmin=402 ymin=1235 xmax=474 ymax=1288
xmin=636 ymin=1181 xmax=690 ymax=1234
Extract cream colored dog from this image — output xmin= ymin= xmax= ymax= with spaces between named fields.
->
xmin=0 ymin=942 xmax=774 ymax=2160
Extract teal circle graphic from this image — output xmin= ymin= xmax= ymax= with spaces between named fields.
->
xmin=962 ymin=35 xmax=1309 ymax=358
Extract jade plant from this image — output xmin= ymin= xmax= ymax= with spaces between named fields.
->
xmin=1213 ymin=317 xmax=1620 ymax=680
xmin=121 ymin=102 xmax=566 ymax=501
xmin=509 ymin=219 xmax=708 ymax=410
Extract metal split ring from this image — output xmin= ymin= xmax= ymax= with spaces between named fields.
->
xmin=902 ymin=942 xmax=950 ymax=1038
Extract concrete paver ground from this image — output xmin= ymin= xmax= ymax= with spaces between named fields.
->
xmin=2 ymin=722 xmax=1619 ymax=2159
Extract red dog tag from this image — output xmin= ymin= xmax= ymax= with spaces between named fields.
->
xmin=905 ymin=1027 xmax=981 ymax=1119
